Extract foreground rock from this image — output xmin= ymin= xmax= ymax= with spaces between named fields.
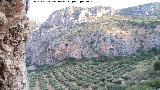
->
xmin=0 ymin=0 xmax=29 ymax=89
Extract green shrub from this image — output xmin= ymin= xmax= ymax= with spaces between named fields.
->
xmin=150 ymin=47 xmax=160 ymax=55
xmin=77 ymin=81 xmax=83 ymax=86
xmin=64 ymin=57 xmax=77 ymax=65
xmin=92 ymin=84 xmax=99 ymax=90
xmin=63 ymin=80 xmax=71 ymax=87
xmin=127 ymin=80 xmax=136 ymax=86
xmin=98 ymin=81 xmax=106 ymax=87
xmin=100 ymin=87 xmax=109 ymax=90
xmin=55 ymin=84 xmax=66 ymax=90
xmin=98 ymin=55 xmax=110 ymax=62
xmin=153 ymin=61 xmax=160 ymax=71
xmin=38 ymin=76 xmax=48 ymax=90
xmin=50 ymin=79 xmax=57 ymax=86
xmin=140 ymin=80 xmax=160 ymax=88
xmin=121 ymin=75 xmax=130 ymax=80
xmin=69 ymin=84 xmax=80 ymax=90
xmin=127 ymin=85 xmax=153 ymax=90
xmin=106 ymin=84 xmax=126 ymax=90
xmin=81 ymin=81 xmax=89 ymax=88
xmin=158 ymin=56 xmax=160 ymax=60
xmin=112 ymin=80 xmax=122 ymax=85
xmin=29 ymin=87 xmax=35 ymax=90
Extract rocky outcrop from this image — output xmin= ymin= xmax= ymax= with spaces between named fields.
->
xmin=0 ymin=0 xmax=28 ymax=90
xmin=41 ymin=6 xmax=112 ymax=28
xmin=117 ymin=2 xmax=160 ymax=17
xmin=26 ymin=3 xmax=160 ymax=66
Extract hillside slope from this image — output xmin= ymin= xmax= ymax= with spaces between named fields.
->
xmin=26 ymin=2 xmax=160 ymax=66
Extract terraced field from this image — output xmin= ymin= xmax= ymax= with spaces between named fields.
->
xmin=28 ymin=55 xmax=159 ymax=90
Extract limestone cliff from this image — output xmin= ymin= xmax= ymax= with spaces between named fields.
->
xmin=0 ymin=0 xmax=28 ymax=89
xmin=26 ymin=3 xmax=160 ymax=66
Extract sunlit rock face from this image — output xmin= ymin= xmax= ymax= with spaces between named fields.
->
xmin=0 ymin=0 xmax=29 ymax=89
xmin=26 ymin=3 xmax=160 ymax=66
xmin=42 ymin=6 xmax=112 ymax=28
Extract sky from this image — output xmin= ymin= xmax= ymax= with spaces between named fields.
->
xmin=27 ymin=0 xmax=160 ymax=23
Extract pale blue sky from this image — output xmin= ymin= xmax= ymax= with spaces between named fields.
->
xmin=27 ymin=0 xmax=160 ymax=23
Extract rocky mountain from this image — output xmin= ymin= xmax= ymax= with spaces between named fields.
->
xmin=26 ymin=2 xmax=160 ymax=66
xmin=117 ymin=2 xmax=160 ymax=17
xmin=39 ymin=6 xmax=113 ymax=31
